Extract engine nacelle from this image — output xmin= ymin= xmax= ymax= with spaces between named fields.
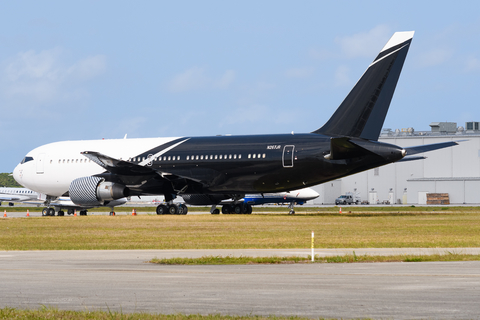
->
xmin=69 ymin=176 xmax=129 ymax=206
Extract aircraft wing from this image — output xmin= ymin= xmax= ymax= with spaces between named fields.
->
xmin=82 ymin=151 xmax=156 ymax=176
xmin=81 ymin=151 xmax=205 ymax=191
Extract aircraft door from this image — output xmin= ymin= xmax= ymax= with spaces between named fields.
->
xmin=36 ymin=153 xmax=45 ymax=174
xmin=282 ymin=145 xmax=295 ymax=168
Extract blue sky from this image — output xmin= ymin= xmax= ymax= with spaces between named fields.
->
xmin=1 ymin=1 xmax=479 ymax=172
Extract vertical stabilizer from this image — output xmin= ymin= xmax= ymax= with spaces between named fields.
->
xmin=313 ymin=31 xmax=414 ymax=140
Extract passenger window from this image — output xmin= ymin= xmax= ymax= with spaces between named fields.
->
xmin=262 ymin=154 xmax=266 ymax=158
xmin=215 ymin=155 xmax=218 ymax=159
xmin=252 ymin=154 xmax=256 ymax=159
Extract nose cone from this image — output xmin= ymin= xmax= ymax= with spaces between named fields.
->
xmin=298 ymin=188 xmax=320 ymax=201
xmin=12 ymin=164 xmax=22 ymax=185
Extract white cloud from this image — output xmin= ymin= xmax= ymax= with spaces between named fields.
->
xmin=168 ymin=67 xmax=236 ymax=92
xmin=215 ymin=69 xmax=235 ymax=89
xmin=417 ymin=48 xmax=453 ymax=67
xmin=168 ymin=66 xmax=208 ymax=93
xmin=221 ymin=104 xmax=270 ymax=126
xmin=308 ymin=48 xmax=332 ymax=60
xmin=336 ymin=25 xmax=392 ymax=58
xmin=68 ymin=55 xmax=107 ymax=80
xmin=285 ymin=67 xmax=313 ymax=78
xmin=1 ymin=48 xmax=106 ymax=105
xmin=464 ymin=55 xmax=480 ymax=72
xmin=334 ymin=65 xmax=350 ymax=86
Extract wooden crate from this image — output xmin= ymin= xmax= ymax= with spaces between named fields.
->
xmin=426 ymin=193 xmax=450 ymax=205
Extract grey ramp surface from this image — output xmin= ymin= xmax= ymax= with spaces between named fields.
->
xmin=1 ymin=250 xmax=480 ymax=319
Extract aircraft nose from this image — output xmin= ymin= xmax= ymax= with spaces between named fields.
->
xmin=12 ymin=164 xmax=21 ymax=183
xmin=304 ymin=188 xmax=320 ymax=200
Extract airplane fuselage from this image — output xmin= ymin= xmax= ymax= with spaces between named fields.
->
xmin=13 ymin=133 xmax=403 ymax=198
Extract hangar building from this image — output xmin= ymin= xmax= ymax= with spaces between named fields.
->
xmin=312 ymin=122 xmax=480 ymax=205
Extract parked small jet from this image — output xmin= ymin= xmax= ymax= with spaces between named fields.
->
xmin=0 ymin=187 xmax=126 ymax=216
xmin=12 ymin=31 xmax=458 ymax=215
xmin=182 ymin=187 xmax=319 ymax=214
xmin=0 ymin=187 xmax=37 ymax=206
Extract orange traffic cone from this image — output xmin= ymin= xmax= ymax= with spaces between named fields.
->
xmin=3 ymin=210 xmax=6 ymax=218
xmin=26 ymin=210 xmax=30 ymax=217
xmin=132 ymin=208 xmax=137 ymax=216
xmin=339 ymin=207 xmax=342 ymax=214
xmin=74 ymin=210 xmax=77 ymax=217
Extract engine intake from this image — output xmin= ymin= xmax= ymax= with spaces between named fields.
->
xmin=69 ymin=176 xmax=129 ymax=206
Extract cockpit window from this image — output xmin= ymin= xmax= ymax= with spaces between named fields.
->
xmin=20 ymin=156 xmax=34 ymax=164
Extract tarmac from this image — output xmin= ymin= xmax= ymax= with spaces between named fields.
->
xmin=1 ymin=249 xmax=480 ymax=319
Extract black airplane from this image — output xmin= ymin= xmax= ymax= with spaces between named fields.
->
xmin=13 ymin=31 xmax=458 ymax=215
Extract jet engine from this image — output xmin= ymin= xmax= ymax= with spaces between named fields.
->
xmin=69 ymin=176 xmax=129 ymax=206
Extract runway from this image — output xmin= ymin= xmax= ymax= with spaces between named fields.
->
xmin=1 ymin=250 xmax=480 ymax=319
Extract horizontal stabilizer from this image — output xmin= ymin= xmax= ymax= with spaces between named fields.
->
xmin=396 ymin=156 xmax=427 ymax=162
xmin=404 ymin=141 xmax=460 ymax=156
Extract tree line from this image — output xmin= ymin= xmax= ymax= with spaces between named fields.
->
xmin=0 ymin=173 xmax=21 ymax=187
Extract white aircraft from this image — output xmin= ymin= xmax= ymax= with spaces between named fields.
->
xmin=181 ymin=187 xmax=319 ymax=214
xmin=0 ymin=187 xmax=38 ymax=205
xmin=0 ymin=186 xmax=126 ymax=216
xmin=12 ymin=32 xmax=457 ymax=216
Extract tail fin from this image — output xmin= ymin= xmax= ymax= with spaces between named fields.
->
xmin=313 ymin=31 xmax=414 ymax=141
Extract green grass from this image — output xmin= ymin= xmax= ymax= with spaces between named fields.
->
xmin=150 ymin=252 xmax=480 ymax=265
xmin=0 ymin=307 xmax=335 ymax=320
xmin=2 ymin=207 xmax=480 ymax=250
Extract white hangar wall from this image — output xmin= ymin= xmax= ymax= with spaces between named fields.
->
xmin=323 ymin=133 xmax=480 ymax=205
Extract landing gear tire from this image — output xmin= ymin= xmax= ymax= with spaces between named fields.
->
xmin=67 ymin=209 xmax=74 ymax=215
xmin=212 ymin=209 xmax=220 ymax=214
xmin=168 ymin=204 xmax=179 ymax=215
xmin=58 ymin=210 xmax=65 ymax=216
xmin=80 ymin=210 xmax=87 ymax=216
xmin=178 ymin=204 xmax=188 ymax=215
xmin=289 ymin=209 xmax=295 ymax=215
xmin=48 ymin=208 xmax=55 ymax=216
xmin=234 ymin=204 xmax=243 ymax=214
xmin=42 ymin=208 xmax=48 ymax=216
xmin=245 ymin=204 xmax=253 ymax=214
xmin=156 ymin=204 xmax=168 ymax=215
xmin=222 ymin=205 xmax=231 ymax=214
xmin=109 ymin=212 xmax=115 ymax=216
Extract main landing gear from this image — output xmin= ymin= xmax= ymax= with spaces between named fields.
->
xmin=41 ymin=207 xmax=56 ymax=216
xmin=156 ymin=203 xmax=188 ymax=215
xmin=41 ymin=208 xmax=88 ymax=216
xmin=220 ymin=203 xmax=252 ymax=214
